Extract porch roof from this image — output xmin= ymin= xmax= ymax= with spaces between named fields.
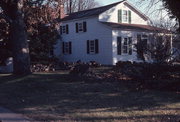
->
xmin=102 ymin=22 xmax=171 ymax=33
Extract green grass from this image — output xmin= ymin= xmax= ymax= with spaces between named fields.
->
xmin=0 ymin=71 xmax=180 ymax=122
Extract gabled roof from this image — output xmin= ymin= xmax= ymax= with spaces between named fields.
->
xmin=123 ymin=2 xmax=149 ymax=21
xmin=102 ymin=22 xmax=171 ymax=33
xmin=59 ymin=1 xmax=125 ymax=22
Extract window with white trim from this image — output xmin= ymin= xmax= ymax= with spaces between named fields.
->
xmin=118 ymin=9 xmax=131 ymax=23
xmin=62 ymin=42 xmax=72 ymax=54
xmin=64 ymin=42 xmax=69 ymax=54
xmin=62 ymin=26 xmax=66 ymax=33
xmin=76 ymin=21 xmax=87 ymax=33
xmin=117 ymin=37 xmax=132 ymax=55
xmin=78 ymin=23 xmax=83 ymax=32
xmin=87 ymin=39 xmax=99 ymax=54
xmin=122 ymin=10 xmax=128 ymax=22
xmin=60 ymin=24 xmax=69 ymax=34
xmin=123 ymin=38 xmax=128 ymax=54
xmin=89 ymin=40 xmax=95 ymax=53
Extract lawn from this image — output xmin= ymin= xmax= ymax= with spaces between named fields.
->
xmin=0 ymin=69 xmax=180 ymax=122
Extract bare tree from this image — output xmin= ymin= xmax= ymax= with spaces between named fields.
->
xmin=64 ymin=0 xmax=99 ymax=14
xmin=131 ymin=0 xmax=179 ymax=31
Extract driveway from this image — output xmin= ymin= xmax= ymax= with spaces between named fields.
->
xmin=0 ymin=107 xmax=32 ymax=122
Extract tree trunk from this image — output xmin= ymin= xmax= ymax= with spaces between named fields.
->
xmin=178 ymin=19 xmax=180 ymax=32
xmin=10 ymin=11 xmax=31 ymax=75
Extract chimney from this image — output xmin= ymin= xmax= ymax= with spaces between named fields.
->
xmin=59 ymin=4 xmax=65 ymax=19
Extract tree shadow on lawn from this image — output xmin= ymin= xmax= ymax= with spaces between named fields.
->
xmin=0 ymin=73 xmax=180 ymax=121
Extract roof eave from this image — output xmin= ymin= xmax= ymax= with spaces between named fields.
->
xmin=59 ymin=15 xmax=99 ymax=23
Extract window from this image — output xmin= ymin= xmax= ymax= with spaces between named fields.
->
xmin=76 ymin=22 xmax=87 ymax=33
xmin=78 ymin=23 xmax=83 ymax=32
xmin=137 ymin=34 xmax=148 ymax=55
xmin=118 ymin=9 xmax=131 ymax=23
xmin=117 ymin=37 xmax=132 ymax=55
xmin=62 ymin=42 xmax=72 ymax=54
xmin=64 ymin=42 xmax=69 ymax=54
xmin=62 ymin=26 xmax=66 ymax=33
xmin=89 ymin=40 xmax=95 ymax=53
xmin=60 ymin=25 xmax=69 ymax=34
xmin=87 ymin=39 xmax=99 ymax=54
xmin=123 ymin=38 xmax=128 ymax=53
xmin=142 ymin=35 xmax=148 ymax=49
xmin=122 ymin=10 xmax=128 ymax=22
xmin=140 ymin=34 xmax=148 ymax=50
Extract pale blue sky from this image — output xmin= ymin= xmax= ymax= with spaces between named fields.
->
xmin=97 ymin=0 xmax=125 ymax=5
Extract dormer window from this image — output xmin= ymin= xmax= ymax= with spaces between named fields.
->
xmin=76 ymin=22 xmax=87 ymax=33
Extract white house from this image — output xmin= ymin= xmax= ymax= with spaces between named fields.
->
xmin=54 ymin=0 xmax=171 ymax=65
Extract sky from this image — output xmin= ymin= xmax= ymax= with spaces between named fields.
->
xmin=97 ymin=0 xmax=125 ymax=5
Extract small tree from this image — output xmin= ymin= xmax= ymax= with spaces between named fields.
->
xmin=135 ymin=32 xmax=172 ymax=63
xmin=24 ymin=5 xmax=57 ymax=62
xmin=28 ymin=23 xmax=58 ymax=62
xmin=149 ymin=33 xmax=172 ymax=63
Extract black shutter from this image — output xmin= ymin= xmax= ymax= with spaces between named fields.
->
xmin=69 ymin=42 xmax=72 ymax=54
xmin=128 ymin=10 xmax=131 ymax=24
xmin=95 ymin=39 xmax=99 ymax=54
xmin=87 ymin=40 xmax=90 ymax=54
xmin=117 ymin=37 xmax=122 ymax=55
xmin=83 ymin=21 xmax=87 ymax=32
xmin=118 ymin=9 xmax=122 ymax=23
xmin=76 ymin=23 xmax=79 ymax=33
xmin=66 ymin=24 xmax=69 ymax=34
xmin=128 ymin=37 xmax=132 ymax=55
xmin=60 ymin=26 xmax=62 ymax=35
xmin=62 ymin=42 xmax=65 ymax=54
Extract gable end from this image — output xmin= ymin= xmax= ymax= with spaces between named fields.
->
xmin=123 ymin=2 xmax=149 ymax=21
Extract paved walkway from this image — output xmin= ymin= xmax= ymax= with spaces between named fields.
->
xmin=0 ymin=107 xmax=31 ymax=122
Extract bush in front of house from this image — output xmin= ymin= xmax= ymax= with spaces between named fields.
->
xmin=30 ymin=63 xmax=55 ymax=72
xmin=89 ymin=61 xmax=101 ymax=68
xmin=69 ymin=60 xmax=101 ymax=75
xmin=30 ymin=60 xmax=101 ymax=73
xmin=70 ymin=63 xmax=90 ymax=75
xmin=114 ymin=61 xmax=180 ymax=92
xmin=115 ymin=61 xmax=180 ymax=80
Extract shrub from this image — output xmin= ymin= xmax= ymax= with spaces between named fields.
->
xmin=30 ymin=63 xmax=55 ymax=72
xmin=89 ymin=61 xmax=101 ymax=68
xmin=70 ymin=63 xmax=89 ymax=75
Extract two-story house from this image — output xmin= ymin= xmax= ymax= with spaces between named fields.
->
xmin=54 ymin=0 xmax=171 ymax=65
